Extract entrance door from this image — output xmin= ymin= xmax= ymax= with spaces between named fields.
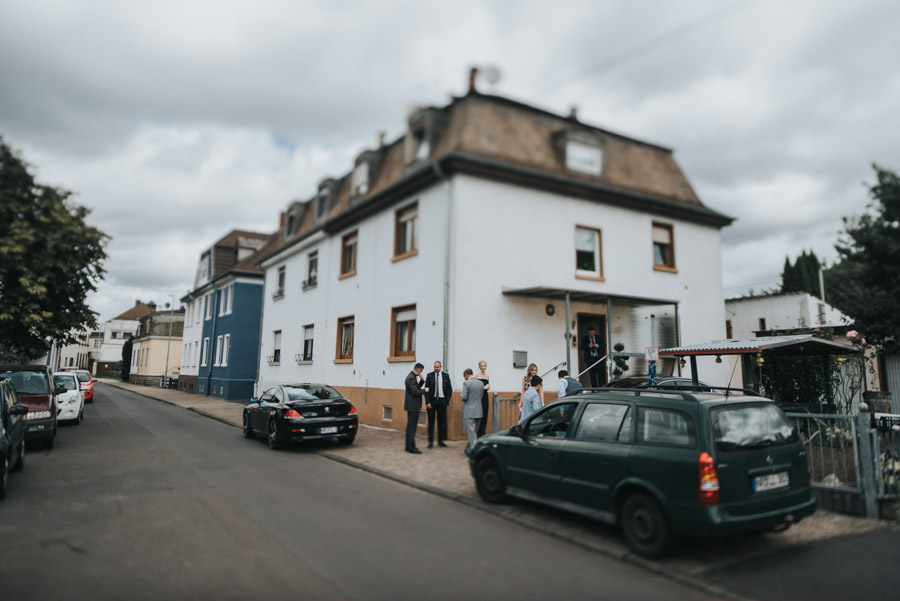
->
xmin=576 ymin=313 xmax=607 ymax=388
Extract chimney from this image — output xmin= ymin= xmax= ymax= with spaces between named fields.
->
xmin=147 ymin=301 xmax=157 ymax=311
xmin=468 ymin=67 xmax=478 ymax=93
xmin=569 ymin=106 xmax=578 ymax=121
xmin=279 ymin=211 xmax=286 ymax=228
xmin=378 ymin=131 xmax=386 ymax=149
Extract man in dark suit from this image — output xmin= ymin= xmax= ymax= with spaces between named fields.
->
xmin=580 ymin=326 xmax=607 ymax=387
xmin=404 ymin=363 xmax=428 ymax=454
xmin=424 ymin=360 xmax=453 ymax=448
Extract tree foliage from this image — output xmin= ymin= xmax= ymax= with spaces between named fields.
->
xmin=0 ymin=137 xmax=108 ymax=361
xmin=780 ymin=250 xmax=822 ymax=298
xmin=120 ymin=336 xmax=133 ymax=382
xmin=824 ymin=165 xmax=900 ymax=354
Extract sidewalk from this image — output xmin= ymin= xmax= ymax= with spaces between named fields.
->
xmin=100 ymin=379 xmax=896 ymax=598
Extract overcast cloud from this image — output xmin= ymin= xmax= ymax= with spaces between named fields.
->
xmin=2 ymin=0 xmax=898 ymax=325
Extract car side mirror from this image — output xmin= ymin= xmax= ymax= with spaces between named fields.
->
xmin=92 ymin=378 xmax=98 ymax=383
xmin=508 ymin=424 xmax=523 ymax=437
xmin=10 ymin=404 xmax=28 ymax=416
xmin=250 ymin=397 xmax=259 ymax=404
xmin=55 ymin=385 xmax=67 ymax=395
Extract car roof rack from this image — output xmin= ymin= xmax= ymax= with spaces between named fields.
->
xmin=563 ymin=385 xmax=763 ymax=401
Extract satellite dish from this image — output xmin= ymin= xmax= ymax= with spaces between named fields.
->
xmin=482 ymin=66 xmax=502 ymax=85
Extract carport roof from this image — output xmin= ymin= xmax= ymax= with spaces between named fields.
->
xmin=660 ymin=334 xmax=857 ymax=357
xmin=501 ymin=286 xmax=678 ymax=306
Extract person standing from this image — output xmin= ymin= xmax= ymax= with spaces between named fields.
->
xmin=557 ymin=369 xmax=583 ymax=399
xmin=404 ymin=363 xmax=429 ymax=454
xmin=474 ymin=360 xmax=490 ymax=437
xmin=424 ymin=360 xmax=452 ymax=448
xmin=519 ymin=363 xmax=543 ymax=412
xmin=520 ymin=375 xmax=543 ymax=423
xmin=461 ymin=368 xmax=485 ymax=455
xmin=580 ymin=326 xmax=606 ymax=387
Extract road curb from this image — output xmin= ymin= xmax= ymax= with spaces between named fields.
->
xmin=104 ymin=382 xmax=749 ymax=601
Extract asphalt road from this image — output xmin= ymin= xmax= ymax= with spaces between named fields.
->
xmin=0 ymin=384 xmax=717 ymax=601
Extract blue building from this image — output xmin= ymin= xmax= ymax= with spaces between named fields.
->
xmin=180 ymin=230 xmax=279 ymax=400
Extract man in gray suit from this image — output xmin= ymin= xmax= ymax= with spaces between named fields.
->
xmin=461 ymin=368 xmax=485 ymax=456
xmin=404 ymin=363 xmax=429 ymax=454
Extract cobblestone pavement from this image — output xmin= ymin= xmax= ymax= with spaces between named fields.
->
xmin=101 ymin=379 xmax=898 ymax=596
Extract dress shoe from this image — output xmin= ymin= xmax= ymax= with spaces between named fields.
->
xmin=438 ymin=442 xmax=448 ymax=447
xmin=427 ymin=443 xmax=433 ymax=448
xmin=407 ymin=448 xmax=422 ymax=454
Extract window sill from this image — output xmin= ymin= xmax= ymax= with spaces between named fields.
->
xmin=386 ymin=356 xmax=416 ymax=363
xmin=272 ymin=291 xmax=285 ymax=301
xmin=301 ymin=281 xmax=317 ymax=292
xmin=266 ymin=361 xmax=280 ymax=366
xmin=294 ymin=357 xmax=313 ymax=365
xmin=338 ymin=270 xmax=357 ymax=280
xmin=575 ymin=273 xmax=605 ymax=282
xmin=334 ymin=358 xmax=354 ymax=364
xmin=653 ymin=264 xmax=678 ymax=274
xmin=391 ymin=249 xmax=419 ymax=263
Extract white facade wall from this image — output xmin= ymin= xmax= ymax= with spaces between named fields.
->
xmin=99 ymin=318 xmax=140 ymax=363
xmin=725 ymin=293 xmax=848 ymax=338
xmin=258 ymin=173 xmax=731 ymax=396
xmin=180 ymin=297 xmax=203 ymax=377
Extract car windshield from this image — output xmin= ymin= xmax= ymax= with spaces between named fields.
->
xmin=54 ymin=375 xmax=78 ymax=391
xmin=76 ymin=372 xmax=91 ymax=383
xmin=285 ymin=385 xmax=343 ymax=402
xmin=0 ymin=370 xmax=50 ymax=395
xmin=711 ymin=404 xmax=798 ymax=451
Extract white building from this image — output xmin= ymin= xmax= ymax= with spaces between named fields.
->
xmin=96 ymin=300 xmax=155 ymax=376
xmin=256 ymin=82 xmax=734 ymax=437
xmin=725 ymin=291 xmax=848 ymax=339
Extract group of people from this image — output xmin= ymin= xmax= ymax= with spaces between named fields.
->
xmin=402 ymin=327 xmax=606 ymax=455
xmin=403 ymin=360 xmax=490 ymax=455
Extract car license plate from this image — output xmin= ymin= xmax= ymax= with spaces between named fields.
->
xmin=319 ymin=426 xmax=338 ymax=434
xmin=753 ymin=471 xmax=789 ymax=492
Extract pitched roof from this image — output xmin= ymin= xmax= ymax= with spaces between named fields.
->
xmin=111 ymin=301 xmax=155 ymax=322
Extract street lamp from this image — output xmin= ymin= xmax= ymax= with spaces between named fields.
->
xmin=162 ymin=295 xmax=174 ymax=388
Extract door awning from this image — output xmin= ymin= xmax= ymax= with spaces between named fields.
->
xmin=660 ymin=334 xmax=857 ymax=357
xmin=501 ymin=286 xmax=678 ymax=306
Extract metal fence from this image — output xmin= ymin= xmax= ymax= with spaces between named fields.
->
xmin=873 ymin=414 xmax=900 ymax=500
xmin=785 ymin=413 xmax=861 ymax=492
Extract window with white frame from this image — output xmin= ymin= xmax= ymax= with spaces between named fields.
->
xmin=302 ymin=325 xmax=314 ymax=361
xmin=214 ymin=335 xmax=223 ymax=366
xmin=219 ymin=285 xmax=233 ymax=316
xmin=274 ymin=266 xmax=286 ymax=299
xmin=575 ymin=226 xmax=603 ymax=279
xmin=315 ymin=194 xmax=328 ymax=221
xmin=351 ymin=162 xmax=369 ymax=196
xmin=205 ymin=293 xmax=212 ymax=320
xmin=272 ymin=330 xmax=282 ymax=363
xmin=304 ymin=251 xmax=318 ymax=289
xmin=201 ymin=337 xmax=210 ymax=366
xmin=222 ymin=334 xmax=230 ymax=367
xmin=566 ymin=140 xmax=603 ymax=176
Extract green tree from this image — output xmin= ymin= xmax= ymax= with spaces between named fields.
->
xmin=120 ymin=336 xmax=133 ymax=382
xmin=780 ymin=250 xmax=822 ymax=298
xmin=825 ymin=165 xmax=900 ymax=354
xmin=0 ymin=137 xmax=108 ymax=361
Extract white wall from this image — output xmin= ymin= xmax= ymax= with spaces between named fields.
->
xmin=725 ymin=293 xmax=848 ymax=338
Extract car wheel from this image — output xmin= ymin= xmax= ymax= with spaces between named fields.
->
xmin=0 ymin=452 xmax=9 ymax=500
xmin=620 ymin=492 xmax=672 ymax=558
xmin=267 ymin=418 xmax=284 ymax=450
xmin=475 ymin=456 xmax=508 ymax=504
xmin=338 ymin=436 xmax=355 ymax=445
xmin=243 ymin=412 xmax=255 ymax=439
xmin=12 ymin=439 xmax=25 ymax=472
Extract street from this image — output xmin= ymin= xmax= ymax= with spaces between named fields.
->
xmin=0 ymin=384 xmax=715 ymax=601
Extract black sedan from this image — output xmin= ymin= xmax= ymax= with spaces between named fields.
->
xmin=243 ymin=384 xmax=358 ymax=449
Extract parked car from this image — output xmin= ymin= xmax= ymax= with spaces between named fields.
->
xmin=1 ymin=378 xmax=29 ymax=499
xmin=468 ymin=389 xmax=816 ymax=557
xmin=71 ymin=369 xmax=96 ymax=403
xmin=243 ymin=384 xmax=358 ymax=449
xmin=0 ymin=365 xmax=59 ymax=449
xmin=52 ymin=372 xmax=85 ymax=425
xmin=603 ymin=375 xmax=712 ymax=391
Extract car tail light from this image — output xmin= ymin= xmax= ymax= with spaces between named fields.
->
xmin=284 ymin=409 xmax=302 ymax=419
xmin=698 ymin=451 xmax=721 ymax=505
xmin=349 ymin=406 xmax=357 ymax=415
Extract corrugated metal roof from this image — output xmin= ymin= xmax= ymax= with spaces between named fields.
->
xmin=661 ymin=334 xmax=856 ymax=356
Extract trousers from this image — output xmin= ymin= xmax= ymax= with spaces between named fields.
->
xmin=426 ymin=403 xmax=448 ymax=443
xmin=406 ymin=410 xmax=420 ymax=450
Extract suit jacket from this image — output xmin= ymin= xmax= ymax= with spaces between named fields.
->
xmin=580 ymin=334 xmax=605 ymax=363
xmin=424 ymin=371 xmax=453 ymax=407
xmin=404 ymin=371 xmax=427 ymax=412
xmin=461 ymin=378 xmax=485 ymax=420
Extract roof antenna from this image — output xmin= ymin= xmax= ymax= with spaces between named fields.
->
xmin=724 ymin=355 xmax=741 ymax=401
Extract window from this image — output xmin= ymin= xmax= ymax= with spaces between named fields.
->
xmin=524 ymin=403 xmax=578 ymax=438
xmin=394 ymin=202 xmax=418 ymax=260
xmin=219 ymin=284 xmax=233 ymax=315
xmin=637 ymin=407 xmax=695 ymax=448
xmin=725 ymin=320 xmax=733 ymax=339
xmin=304 ymin=251 xmax=318 ymax=290
xmin=575 ymin=403 xmax=632 ymax=442
xmin=269 ymin=330 xmax=282 ymax=364
xmin=351 ymin=162 xmax=369 ymax=196
xmin=340 ymin=231 xmax=358 ymax=278
xmin=301 ymin=325 xmax=314 ymax=362
xmin=201 ymin=338 xmax=209 ymax=366
xmin=274 ymin=266 xmax=286 ymax=299
xmin=652 ymin=222 xmax=676 ymax=271
xmin=390 ymin=305 xmax=416 ymax=359
xmin=413 ymin=129 xmax=430 ymax=162
xmin=205 ymin=293 xmax=212 ymax=320
xmin=222 ymin=334 xmax=230 ymax=367
xmin=336 ymin=316 xmax=355 ymax=362
xmin=214 ymin=335 xmax=223 ymax=366
xmin=566 ymin=140 xmax=603 ymax=176
xmin=758 ymin=318 xmax=767 ymax=331
xmin=315 ymin=194 xmax=328 ymax=221
xmin=575 ymin=226 xmax=603 ymax=280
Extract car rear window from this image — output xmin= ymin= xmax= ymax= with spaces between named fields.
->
xmin=76 ymin=372 xmax=91 ymax=383
xmin=285 ymin=385 xmax=343 ymax=401
xmin=0 ymin=370 xmax=50 ymax=395
xmin=54 ymin=374 xmax=78 ymax=391
xmin=711 ymin=403 xmax=798 ymax=451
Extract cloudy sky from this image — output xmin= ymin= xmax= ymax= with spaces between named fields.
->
xmin=2 ymin=0 xmax=898 ymax=326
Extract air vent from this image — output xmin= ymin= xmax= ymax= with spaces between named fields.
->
xmin=382 ymin=405 xmax=392 ymax=421
xmin=513 ymin=350 xmax=528 ymax=369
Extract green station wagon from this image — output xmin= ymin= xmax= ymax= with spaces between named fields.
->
xmin=468 ymin=389 xmax=816 ymax=557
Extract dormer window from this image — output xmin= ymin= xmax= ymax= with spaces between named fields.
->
xmin=413 ymin=129 xmax=430 ymax=161
xmin=315 ymin=194 xmax=328 ymax=221
xmin=352 ymin=162 xmax=369 ymax=197
xmin=566 ymin=140 xmax=603 ymax=176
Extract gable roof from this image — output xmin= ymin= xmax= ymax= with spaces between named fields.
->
xmin=111 ymin=300 xmax=155 ymax=322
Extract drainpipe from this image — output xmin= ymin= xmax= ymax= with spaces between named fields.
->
xmin=432 ymin=161 xmax=452 ymax=372
xmin=206 ymin=289 xmax=219 ymax=397
xmin=254 ymin=272 xmax=266 ymax=398
xmin=564 ymin=291 xmax=571 ymax=371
